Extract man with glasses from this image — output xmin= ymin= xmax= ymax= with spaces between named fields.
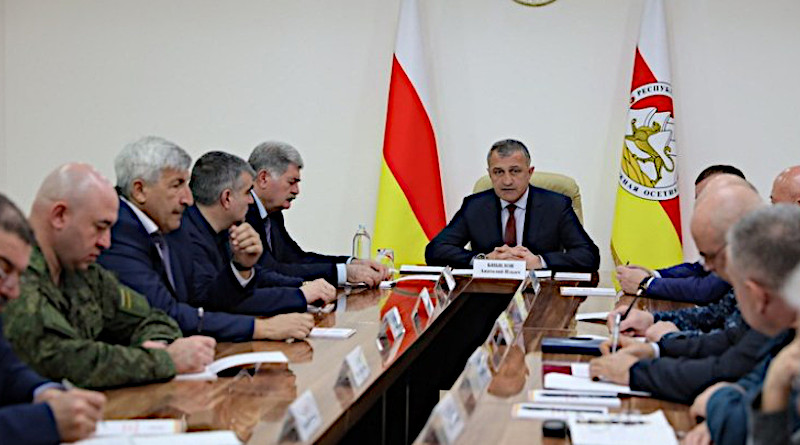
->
xmin=425 ymin=139 xmax=599 ymax=271
xmin=0 ymin=193 xmax=106 ymax=444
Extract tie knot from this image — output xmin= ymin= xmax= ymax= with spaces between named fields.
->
xmin=506 ymin=203 xmax=517 ymax=213
xmin=150 ymin=232 xmax=166 ymax=247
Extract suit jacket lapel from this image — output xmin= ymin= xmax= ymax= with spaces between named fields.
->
xmin=524 ymin=186 xmax=545 ymax=250
xmin=483 ymin=194 xmax=504 ymax=247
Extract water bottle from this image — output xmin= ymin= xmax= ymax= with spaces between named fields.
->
xmin=352 ymin=224 xmax=372 ymax=260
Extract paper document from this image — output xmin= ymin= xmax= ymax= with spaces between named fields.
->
xmin=544 ymin=372 xmax=650 ymax=397
xmin=309 ymin=327 xmax=356 ymax=339
xmin=534 ymin=270 xmax=552 ymax=278
xmin=560 ymin=287 xmax=618 ymax=297
xmin=553 ymin=272 xmax=593 ymax=281
xmin=93 ymin=420 xmax=185 ymax=436
xmin=576 ymin=311 xmax=610 ymax=322
xmin=400 ymin=265 xmax=444 ymax=274
xmin=567 ymin=410 xmax=678 ymax=445
xmin=512 ymin=403 xmax=607 ymax=420
xmin=379 ymin=274 xmax=441 ymax=289
xmin=74 ymin=431 xmax=242 ymax=445
xmin=175 ymin=351 xmax=288 ymax=381
xmin=530 ymin=390 xmax=622 ymax=408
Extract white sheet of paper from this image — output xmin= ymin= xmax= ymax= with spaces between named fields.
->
xmin=570 ymin=363 xmax=591 ymax=379
xmin=553 ymin=272 xmax=593 ymax=281
xmin=530 ymin=390 xmax=622 ymax=408
xmin=534 ymin=270 xmax=552 ymax=278
xmin=576 ymin=311 xmax=610 ymax=321
xmin=560 ymin=287 xmax=618 ymax=297
xmin=93 ymin=420 xmax=184 ymax=436
xmin=309 ymin=327 xmax=356 ymax=339
xmin=379 ymin=274 xmax=442 ymax=289
xmin=512 ymin=403 xmax=608 ymax=420
xmin=567 ymin=410 xmax=679 ymax=445
xmin=544 ymin=373 xmax=651 ymax=397
xmin=400 ymin=265 xmax=444 ymax=274
xmin=175 ymin=351 xmax=288 ymax=381
xmin=74 ymin=431 xmax=242 ymax=445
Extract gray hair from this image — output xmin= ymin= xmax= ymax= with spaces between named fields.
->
xmin=248 ymin=141 xmax=304 ymax=178
xmin=728 ymin=204 xmax=800 ymax=294
xmin=190 ymin=151 xmax=255 ymax=206
xmin=115 ymin=136 xmax=192 ymax=198
xmin=0 ymin=193 xmax=34 ymax=245
xmin=487 ymin=139 xmax=531 ymax=165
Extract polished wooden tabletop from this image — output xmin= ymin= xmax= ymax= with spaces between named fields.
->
xmin=101 ymin=276 xmax=521 ymax=443
xmin=426 ymin=281 xmax=697 ymax=445
xmin=101 ymin=276 xmax=696 ymax=444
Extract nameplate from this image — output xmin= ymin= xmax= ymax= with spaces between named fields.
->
xmin=285 ymin=390 xmax=322 ymax=442
xmin=432 ymin=393 xmax=465 ymax=444
xmin=442 ymin=267 xmax=456 ymax=291
xmin=342 ymin=345 xmax=371 ymax=388
xmin=383 ymin=306 xmax=405 ymax=341
xmin=473 ymin=259 xmax=526 ymax=279
xmin=465 ymin=347 xmax=493 ymax=393
xmin=419 ymin=287 xmax=435 ymax=317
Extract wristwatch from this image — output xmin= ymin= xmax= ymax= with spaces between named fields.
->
xmin=637 ymin=275 xmax=651 ymax=295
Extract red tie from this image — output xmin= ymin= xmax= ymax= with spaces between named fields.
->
xmin=504 ymin=204 xmax=517 ymax=247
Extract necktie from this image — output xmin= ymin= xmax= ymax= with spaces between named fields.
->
xmin=151 ymin=233 xmax=177 ymax=289
xmin=263 ymin=216 xmax=273 ymax=251
xmin=504 ymin=204 xmax=517 ymax=247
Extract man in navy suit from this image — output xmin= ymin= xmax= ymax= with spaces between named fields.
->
xmin=246 ymin=141 xmax=389 ymax=286
xmin=425 ymin=139 xmax=600 ymax=271
xmin=181 ymin=151 xmax=336 ymax=315
xmin=0 ymin=193 xmax=105 ymax=444
xmin=99 ymin=136 xmax=314 ymax=342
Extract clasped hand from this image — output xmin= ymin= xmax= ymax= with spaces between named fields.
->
xmin=486 ymin=245 xmax=542 ymax=269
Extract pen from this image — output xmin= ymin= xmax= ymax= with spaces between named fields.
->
xmin=611 ymin=312 xmax=621 ymax=353
xmin=197 ymin=307 xmax=204 ymax=333
xmin=538 ymin=392 xmax=617 ymax=399
xmin=519 ymin=405 xmax=605 ymax=414
xmin=574 ymin=419 xmax=647 ymax=425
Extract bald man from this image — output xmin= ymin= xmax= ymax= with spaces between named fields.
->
xmin=771 ymin=166 xmax=800 ymax=205
xmin=589 ymin=181 xmax=773 ymax=403
xmin=2 ymin=164 xmax=215 ymax=389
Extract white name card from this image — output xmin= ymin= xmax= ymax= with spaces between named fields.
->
xmin=286 ymin=390 xmax=322 ymax=442
xmin=419 ymin=287 xmax=435 ymax=317
xmin=473 ymin=259 xmax=526 ymax=279
xmin=383 ymin=306 xmax=405 ymax=340
xmin=343 ymin=345 xmax=371 ymax=388
xmin=442 ymin=267 xmax=456 ymax=291
xmin=433 ymin=393 xmax=465 ymax=444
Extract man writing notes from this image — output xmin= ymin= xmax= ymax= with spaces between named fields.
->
xmin=3 ymin=164 xmax=215 ymax=389
xmin=0 ymin=193 xmax=105 ymax=444
xmin=246 ymin=141 xmax=389 ymax=286
xmin=425 ymin=139 xmax=599 ymax=271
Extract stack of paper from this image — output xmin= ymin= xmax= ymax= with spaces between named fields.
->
xmin=567 ymin=410 xmax=679 ymax=445
xmin=560 ymin=287 xmax=618 ymax=297
xmin=512 ymin=402 xmax=608 ymax=420
xmin=75 ymin=427 xmax=241 ymax=445
xmin=543 ymin=372 xmax=650 ymax=397
xmin=175 ymin=351 xmax=288 ymax=381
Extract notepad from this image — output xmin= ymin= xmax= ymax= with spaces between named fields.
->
xmin=175 ymin=351 xmax=288 ymax=381
xmin=560 ymin=287 xmax=618 ymax=297
xmin=543 ymin=372 xmax=650 ymax=397
xmin=567 ymin=410 xmax=678 ymax=445
xmin=309 ymin=327 xmax=356 ymax=339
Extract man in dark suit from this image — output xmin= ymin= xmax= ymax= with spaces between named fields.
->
xmin=0 ymin=193 xmax=105 ymax=444
xmin=98 ymin=136 xmax=314 ymax=342
xmin=180 ymin=151 xmax=336 ymax=315
xmin=589 ymin=181 xmax=769 ymax=405
xmin=246 ymin=141 xmax=389 ymax=286
xmin=425 ymin=139 xmax=599 ymax=271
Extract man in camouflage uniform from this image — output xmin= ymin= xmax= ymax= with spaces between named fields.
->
xmin=3 ymin=164 xmax=216 ymax=389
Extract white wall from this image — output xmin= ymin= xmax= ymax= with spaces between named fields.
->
xmin=2 ymin=0 xmax=799 ymax=279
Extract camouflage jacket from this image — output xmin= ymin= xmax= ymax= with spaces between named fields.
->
xmin=2 ymin=247 xmax=181 ymax=389
xmin=653 ymin=289 xmax=741 ymax=336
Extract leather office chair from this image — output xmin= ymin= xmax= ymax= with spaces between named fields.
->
xmin=472 ymin=171 xmax=584 ymax=224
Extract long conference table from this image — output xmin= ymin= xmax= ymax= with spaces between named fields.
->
xmin=101 ymin=273 xmax=697 ymax=444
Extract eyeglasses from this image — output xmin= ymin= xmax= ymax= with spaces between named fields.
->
xmin=699 ymin=242 xmax=727 ymax=265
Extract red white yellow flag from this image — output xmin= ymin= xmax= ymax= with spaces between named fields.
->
xmin=611 ymin=0 xmax=683 ymax=269
xmin=373 ymin=0 xmax=445 ymax=266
